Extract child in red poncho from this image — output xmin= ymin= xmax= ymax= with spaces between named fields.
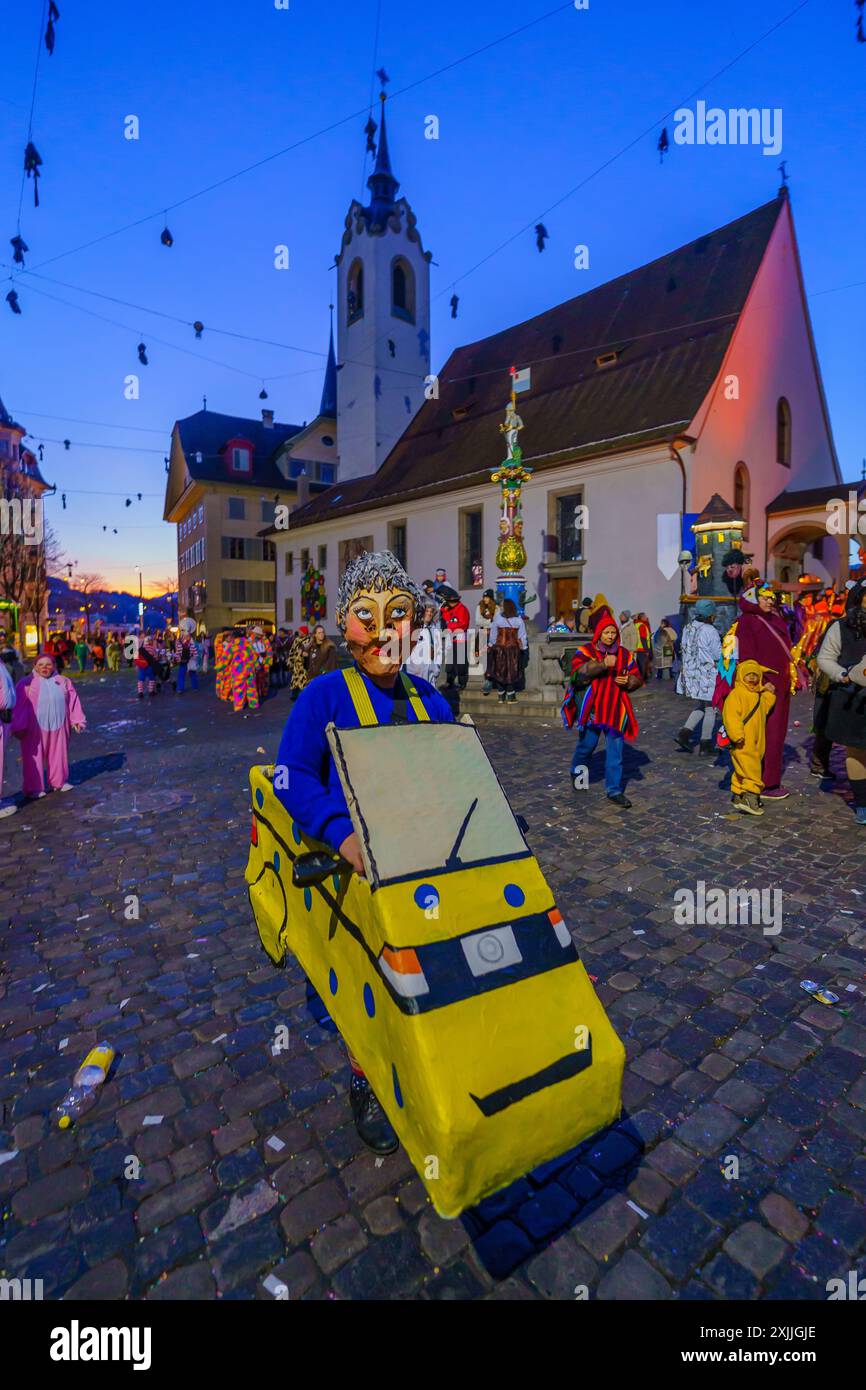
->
xmin=563 ymin=612 xmax=642 ymax=807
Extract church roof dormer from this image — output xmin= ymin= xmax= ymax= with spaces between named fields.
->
xmin=366 ymin=93 xmax=399 ymax=228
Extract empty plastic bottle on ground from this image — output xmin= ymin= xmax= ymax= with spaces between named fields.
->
xmin=55 ymin=1043 xmax=115 ymax=1129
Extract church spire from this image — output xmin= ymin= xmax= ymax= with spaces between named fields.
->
xmin=319 ymin=307 xmax=337 ymax=418
xmin=366 ymin=90 xmax=399 ymax=226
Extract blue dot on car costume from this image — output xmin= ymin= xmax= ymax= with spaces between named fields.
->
xmin=255 ymin=788 xmax=264 ymax=809
xmin=273 ymin=851 xmax=280 ymax=873
xmin=332 ymin=873 xmax=341 ymax=893
xmin=291 ymin=822 xmax=301 ymax=844
xmin=303 ymin=888 xmax=312 ymax=912
xmin=392 ymin=1064 xmax=403 ymax=1108
xmin=504 ymin=883 xmax=525 ymax=908
xmin=414 ymin=884 xmax=438 ymax=911
xmin=329 ymin=969 xmax=338 ymax=995
xmin=363 ymin=983 xmax=375 ymax=1017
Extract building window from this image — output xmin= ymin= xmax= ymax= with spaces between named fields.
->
xmin=285 ymin=551 xmax=294 ymax=576
xmin=289 ymin=459 xmax=306 ymax=479
xmin=198 ymin=504 xmax=204 ymax=525
xmin=228 ymin=497 xmax=245 ymax=520
xmin=317 ymin=545 xmax=327 ymax=570
xmin=261 ymin=500 xmax=274 ymax=523
xmin=338 ymin=536 xmax=373 ymax=575
xmin=221 ymin=579 xmax=275 ymax=604
xmin=347 ymin=259 xmax=364 ymax=324
xmin=776 ymin=398 xmax=792 ymax=467
xmin=300 ymin=548 xmax=310 ymax=572
xmin=388 ymin=521 xmax=407 ymax=569
xmin=555 ymin=491 xmax=584 ymax=563
xmin=284 ymin=597 xmax=294 ymax=622
xmin=232 ymin=446 xmax=251 ymax=472
xmin=734 ymin=462 xmax=750 ymax=523
xmin=318 ymin=463 xmax=336 ymax=484
xmin=264 ymin=540 xmax=276 ymax=563
xmin=459 ymin=508 xmax=483 ymax=589
xmin=391 ymin=257 xmax=415 ymax=323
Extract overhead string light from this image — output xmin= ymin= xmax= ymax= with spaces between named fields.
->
xmin=364 ymin=115 xmax=377 ymax=155
xmin=160 ymin=216 xmax=173 ymax=248
xmin=11 ymin=235 xmax=28 ymax=266
xmin=6 ymin=289 xmax=22 ymax=314
xmin=137 ymin=342 xmax=148 ymax=365
xmin=193 ymin=320 xmax=204 ymax=338
xmin=24 ymin=142 xmax=43 ymax=207
xmin=858 ymin=0 xmax=866 ymax=42
xmin=45 ymin=2 xmax=60 ymax=55
xmin=450 ymin=294 xmax=459 ymax=319
xmin=657 ymin=127 xmax=670 ymax=163
xmin=534 ymin=224 xmax=549 ymax=253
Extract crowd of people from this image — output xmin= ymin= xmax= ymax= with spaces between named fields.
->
xmin=558 ymin=579 xmax=866 ymax=825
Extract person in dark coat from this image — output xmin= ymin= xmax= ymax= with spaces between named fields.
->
xmin=815 ymin=581 xmax=866 ymax=825
xmin=306 ymin=624 xmax=339 ymax=681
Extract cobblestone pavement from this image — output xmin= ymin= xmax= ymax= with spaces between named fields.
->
xmin=1 ymin=671 xmax=864 ymax=1301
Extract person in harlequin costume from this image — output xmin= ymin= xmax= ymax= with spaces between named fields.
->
xmin=274 ymin=550 xmax=454 ymax=1152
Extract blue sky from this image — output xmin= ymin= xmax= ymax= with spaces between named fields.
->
xmin=1 ymin=0 xmax=864 ymax=590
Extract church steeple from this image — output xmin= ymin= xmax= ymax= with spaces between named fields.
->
xmin=319 ymin=308 xmax=337 ymax=418
xmin=366 ymin=92 xmax=399 ymax=227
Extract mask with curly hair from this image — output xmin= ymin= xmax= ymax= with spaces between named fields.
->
xmin=336 ymin=549 xmax=425 ymax=679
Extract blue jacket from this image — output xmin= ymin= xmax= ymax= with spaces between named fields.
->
xmin=274 ymin=666 xmax=454 ymax=853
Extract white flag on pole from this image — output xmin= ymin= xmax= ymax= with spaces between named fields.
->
xmin=511 ymin=367 xmax=531 ymax=393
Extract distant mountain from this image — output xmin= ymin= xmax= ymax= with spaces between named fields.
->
xmin=48 ymin=576 xmax=177 ymax=627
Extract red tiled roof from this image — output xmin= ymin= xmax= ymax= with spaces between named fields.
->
xmin=291 ymin=196 xmax=786 ymax=530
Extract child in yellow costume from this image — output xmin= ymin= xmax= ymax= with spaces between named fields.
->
xmin=723 ymin=659 xmax=776 ymax=817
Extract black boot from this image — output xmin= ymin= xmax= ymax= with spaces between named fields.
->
xmin=698 ymin=739 xmax=714 ymax=757
xmin=675 ymin=728 xmax=693 ymax=752
xmin=349 ymin=1074 xmax=398 ymax=1155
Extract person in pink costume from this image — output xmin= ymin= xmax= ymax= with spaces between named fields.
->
xmin=11 ymin=653 xmax=86 ymax=797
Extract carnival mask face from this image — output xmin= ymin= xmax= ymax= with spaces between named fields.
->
xmin=725 ymin=562 xmax=742 ymax=577
xmin=757 ymin=591 xmax=776 ymax=613
xmin=344 ymin=587 xmax=415 ymax=677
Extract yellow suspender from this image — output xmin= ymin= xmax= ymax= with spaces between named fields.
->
xmin=341 ymin=668 xmax=430 ymax=725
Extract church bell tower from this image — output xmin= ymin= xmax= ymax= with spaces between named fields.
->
xmin=335 ymin=87 xmax=432 ymax=482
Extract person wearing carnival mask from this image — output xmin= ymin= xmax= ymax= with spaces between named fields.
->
xmin=273 ymin=551 xmax=453 ymax=1152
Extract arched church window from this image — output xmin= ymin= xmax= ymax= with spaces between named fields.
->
xmin=734 ymin=462 xmax=749 ymax=521
xmin=391 ymin=257 xmax=415 ymax=323
xmin=347 ymin=260 xmax=364 ymax=325
xmin=776 ymin=397 xmax=792 ymax=467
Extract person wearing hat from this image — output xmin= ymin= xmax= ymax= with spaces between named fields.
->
xmin=815 ymin=580 xmax=866 ymax=824
xmin=576 ymin=597 xmax=594 ymax=634
xmin=675 ymin=601 xmax=722 ymax=754
xmin=722 ymin=660 xmax=777 ymax=815
xmin=730 ymin=583 xmax=795 ymax=798
xmin=721 ymin=549 xmax=749 ymax=598
xmin=440 ymin=586 xmax=471 ymax=690
xmin=563 ymin=611 xmax=642 ymax=807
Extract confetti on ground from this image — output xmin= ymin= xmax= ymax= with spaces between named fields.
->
xmin=143 ymin=1115 xmax=164 ymax=1126
xmin=186 ymin=953 xmax=199 ymax=959
xmin=33 ymin=983 xmax=48 ymax=993
xmin=212 ymin=1033 xmax=227 ymax=1043
xmin=626 ymin=1200 xmax=649 ymax=1219
xmin=176 ymin=727 xmax=188 ymax=733
xmin=58 ymin=1038 xmax=68 ymax=1050
xmin=262 ymin=1274 xmax=289 ymax=1299
xmin=119 ymin=998 xmax=131 ymax=1008
xmin=76 ymin=914 xmax=90 ymax=922
xmin=266 ymin=1136 xmax=286 ymax=1152
xmin=633 ymin=929 xmax=645 ymax=935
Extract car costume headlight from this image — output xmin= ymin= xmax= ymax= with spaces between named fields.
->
xmin=378 ymin=946 xmax=430 ymax=999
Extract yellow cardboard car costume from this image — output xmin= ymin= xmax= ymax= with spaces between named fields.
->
xmin=247 ymin=640 xmax=625 ymax=1218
